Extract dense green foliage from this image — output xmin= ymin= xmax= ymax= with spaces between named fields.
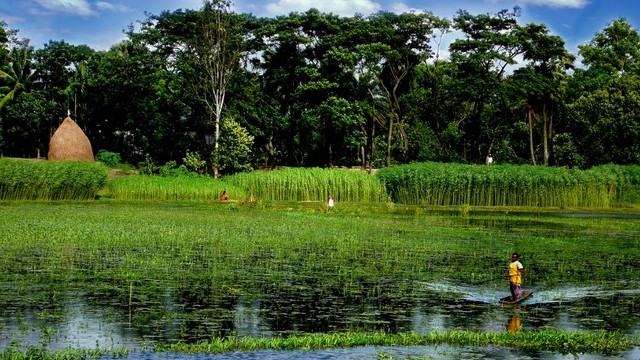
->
xmin=0 ymin=330 xmax=635 ymax=357
xmin=224 ymin=167 xmax=390 ymax=202
xmin=0 ymin=158 xmax=107 ymax=200
xmin=1 ymin=10 xmax=640 ymax=171
xmin=377 ymin=162 xmax=640 ymax=207
xmin=95 ymin=149 xmax=122 ymax=167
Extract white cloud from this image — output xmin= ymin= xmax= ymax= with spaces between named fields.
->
xmin=504 ymin=0 xmax=589 ymax=9
xmin=34 ymin=0 xmax=96 ymax=16
xmin=0 ymin=13 xmax=26 ymax=25
xmin=95 ymin=2 xmax=132 ymax=13
xmin=263 ymin=0 xmax=382 ymax=17
xmin=389 ymin=2 xmax=421 ymax=14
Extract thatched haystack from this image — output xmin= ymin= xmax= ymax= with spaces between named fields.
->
xmin=48 ymin=116 xmax=94 ymax=161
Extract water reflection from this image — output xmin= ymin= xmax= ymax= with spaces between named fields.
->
xmin=0 ymin=280 xmax=638 ymax=353
xmin=507 ymin=307 xmax=522 ymax=334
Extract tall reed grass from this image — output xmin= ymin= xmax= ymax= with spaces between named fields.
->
xmin=224 ymin=167 xmax=389 ymax=202
xmin=377 ymin=162 xmax=639 ymax=208
xmin=0 ymin=158 xmax=108 ymax=200
xmin=107 ymin=175 xmax=246 ymax=201
xmin=588 ymin=164 xmax=640 ymax=205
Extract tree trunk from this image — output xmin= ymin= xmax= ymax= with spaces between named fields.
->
xmin=542 ymin=103 xmax=549 ymax=166
xmin=528 ymin=107 xmax=537 ymax=165
xmin=266 ymin=133 xmax=274 ymax=167
xmin=213 ymin=110 xmax=221 ymax=178
xmin=547 ymin=104 xmax=554 ymax=165
xmin=385 ymin=116 xmax=393 ymax=167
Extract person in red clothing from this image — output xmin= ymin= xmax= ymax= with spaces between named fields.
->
xmin=220 ymin=190 xmax=229 ymax=201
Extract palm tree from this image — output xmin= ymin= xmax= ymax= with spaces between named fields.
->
xmin=0 ymin=45 xmax=33 ymax=110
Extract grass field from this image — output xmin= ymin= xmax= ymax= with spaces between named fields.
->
xmin=1 ymin=200 xmax=638 ymax=288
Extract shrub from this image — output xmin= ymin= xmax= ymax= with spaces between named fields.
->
xmin=183 ymin=151 xmax=207 ymax=173
xmin=95 ymin=150 xmax=122 ymax=168
xmin=138 ymin=154 xmax=159 ymax=175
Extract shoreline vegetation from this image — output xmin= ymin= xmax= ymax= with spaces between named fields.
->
xmin=157 ymin=330 xmax=639 ymax=354
xmin=1 ymin=330 xmax=637 ymax=359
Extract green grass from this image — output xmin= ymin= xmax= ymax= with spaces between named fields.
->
xmin=0 ymin=347 xmax=128 ymax=360
xmin=1 ymin=330 xmax=635 ymax=358
xmin=155 ymin=330 xmax=638 ymax=354
xmin=0 ymin=201 xmax=637 ymax=287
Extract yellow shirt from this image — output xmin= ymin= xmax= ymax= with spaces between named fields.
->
xmin=508 ymin=261 xmax=523 ymax=285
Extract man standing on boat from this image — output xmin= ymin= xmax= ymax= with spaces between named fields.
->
xmin=507 ymin=253 xmax=524 ymax=301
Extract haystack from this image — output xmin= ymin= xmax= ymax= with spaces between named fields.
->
xmin=48 ymin=116 xmax=94 ymax=161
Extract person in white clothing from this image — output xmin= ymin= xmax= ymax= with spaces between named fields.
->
xmin=328 ymin=196 xmax=334 ymax=210
xmin=486 ymin=154 xmax=494 ymax=165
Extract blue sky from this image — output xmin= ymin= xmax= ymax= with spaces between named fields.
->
xmin=1 ymin=0 xmax=638 ymax=59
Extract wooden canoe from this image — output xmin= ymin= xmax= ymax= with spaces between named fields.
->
xmin=499 ymin=290 xmax=533 ymax=304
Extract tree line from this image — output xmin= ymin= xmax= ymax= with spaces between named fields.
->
xmin=1 ymin=1 xmax=639 ymax=175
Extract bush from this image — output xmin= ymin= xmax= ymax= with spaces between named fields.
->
xmin=138 ymin=155 xmax=159 ymax=175
xmin=158 ymin=161 xmax=193 ymax=177
xmin=96 ymin=150 xmax=122 ymax=168
xmin=183 ymin=151 xmax=206 ymax=173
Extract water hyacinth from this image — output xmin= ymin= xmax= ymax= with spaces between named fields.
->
xmin=155 ymin=330 xmax=637 ymax=354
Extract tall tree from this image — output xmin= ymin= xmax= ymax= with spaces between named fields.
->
xmin=0 ymin=22 xmax=23 ymax=110
xmin=517 ymin=23 xmax=574 ymax=165
xmin=189 ymin=0 xmax=242 ymax=177
xmin=32 ymin=40 xmax=94 ymax=132
xmin=132 ymin=2 xmax=248 ymax=174
xmin=449 ymin=7 xmax=524 ymax=163
xmin=579 ymin=18 xmax=640 ymax=76
xmin=356 ymin=11 xmax=442 ymax=166
xmin=84 ymin=40 xmax=184 ymax=163
xmin=568 ymin=75 xmax=640 ymax=166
